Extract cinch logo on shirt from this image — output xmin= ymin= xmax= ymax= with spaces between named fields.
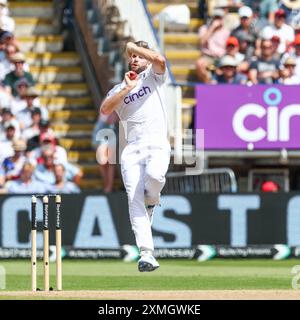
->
xmin=124 ymin=86 xmax=151 ymax=104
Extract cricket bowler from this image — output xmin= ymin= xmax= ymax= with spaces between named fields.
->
xmin=100 ymin=41 xmax=170 ymax=272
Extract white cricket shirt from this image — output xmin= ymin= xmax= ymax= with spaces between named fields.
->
xmin=106 ymin=65 xmax=169 ymax=146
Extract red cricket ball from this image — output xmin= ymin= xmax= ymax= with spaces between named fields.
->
xmin=128 ymin=71 xmax=137 ymax=80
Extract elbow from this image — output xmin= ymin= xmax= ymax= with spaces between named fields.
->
xmin=99 ymin=103 xmax=110 ymax=116
xmin=100 ymin=107 xmax=110 ymax=116
xmin=155 ymin=55 xmax=166 ymax=73
xmin=158 ymin=55 xmax=166 ymax=70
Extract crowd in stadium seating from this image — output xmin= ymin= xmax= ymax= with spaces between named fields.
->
xmin=196 ymin=0 xmax=300 ymax=85
xmin=0 ymin=0 xmax=81 ymax=194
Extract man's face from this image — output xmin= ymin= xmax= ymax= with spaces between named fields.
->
xmin=261 ymin=40 xmax=273 ymax=57
xmin=275 ymin=15 xmax=285 ymax=28
xmin=221 ymin=66 xmax=236 ymax=78
xmin=226 ymin=44 xmax=239 ymax=55
xmin=128 ymin=53 xmax=150 ymax=74
xmin=21 ymin=167 xmax=33 ymax=182
xmin=240 ymin=16 xmax=251 ymax=28
xmin=14 ymin=61 xmax=24 ymax=74
xmin=17 ymin=84 xmax=28 ymax=97
xmin=6 ymin=127 xmax=15 ymax=140
xmin=6 ymin=45 xmax=16 ymax=60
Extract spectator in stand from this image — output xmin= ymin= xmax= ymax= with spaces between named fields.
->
xmin=0 ymin=31 xmax=20 ymax=51
xmin=196 ymin=8 xmax=230 ymax=83
xmin=281 ymin=34 xmax=300 ymax=78
xmin=279 ymin=0 xmax=300 ymax=28
xmin=279 ymin=56 xmax=300 ymax=84
xmin=3 ymin=162 xmax=49 ymax=194
xmin=198 ymin=0 xmax=208 ymax=20
xmin=0 ymin=121 xmax=19 ymax=163
xmin=26 ymin=119 xmax=54 ymax=152
xmin=0 ymin=108 xmax=20 ymax=140
xmin=0 ymin=44 xmax=15 ymax=81
xmin=48 ymin=164 xmax=80 ymax=194
xmin=270 ymin=35 xmax=283 ymax=60
xmin=33 ymin=147 xmax=56 ymax=185
xmin=260 ymin=9 xmax=295 ymax=54
xmin=30 ymin=131 xmax=67 ymax=164
xmin=238 ymin=32 xmax=256 ymax=64
xmin=0 ymin=32 xmax=5 ymax=62
xmin=0 ymin=139 xmax=28 ymax=187
xmin=231 ymin=6 xmax=258 ymax=44
xmin=22 ymin=107 xmax=42 ymax=141
xmin=10 ymin=78 xmax=30 ymax=114
xmin=16 ymin=87 xmax=48 ymax=130
xmin=243 ymin=0 xmax=279 ymax=26
xmin=0 ymin=0 xmax=15 ymax=33
xmin=293 ymin=20 xmax=300 ymax=36
xmin=0 ymin=44 xmax=30 ymax=81
xmin=3 ymin=52 xmax=35 ymax=96
xmin=30 ymin=131 xmax=83 ymax=185
xmin=211 ymin=55 xmax=247 ymax=84
xmin=224 ymin=36 xmax=246 ymax=65
xmin=249 ymin=39 xmax=280 ymax=84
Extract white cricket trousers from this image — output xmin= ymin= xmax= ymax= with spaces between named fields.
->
xmin=121 ymin=142 xmax=170 ymax=252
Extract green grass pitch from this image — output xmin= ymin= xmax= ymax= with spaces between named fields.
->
xmin=0 ymin=259 xmax=298 ymax=292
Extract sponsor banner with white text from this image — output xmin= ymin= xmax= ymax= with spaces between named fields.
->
xmin=0 ymin=193 xmax=300 ymax=250
xmin=195 ymin=85 xmax=300 ymax=150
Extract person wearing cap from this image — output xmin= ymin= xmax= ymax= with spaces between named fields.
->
xmin=29 ymin=131 xmax=67 ymax=164
xmin=3 ymin=52 xmax=35 ymax=96
xmin=281 ymin=33 xmax=300 ymax=78
xmin=25 ymin=119 xmax=54 ymax=152
xmin=16 ymin=87 xmax=48 ymax=129
xmin=33 ymin=144 xmax=82 ymax=187
xmin=279 ymin=56 xmax=300 ymax=83
xmin=211 ymin=55 xmax=247 ymax=84
xmin=249 ymin=39 xmax=280 ymax=84
xmin=32 ymin=131 xmax=82 ymax=186
xmin=270 ymin=35 xmax=283 ymax=60
xmin=0 ymin=45 xmax=30 ymax=81
xmin=196 ymin=8 xmax=230 ymax=83
xmin=260 ymin=9 xmax=295 ymax=54
xmin=231 ymin=6 xmax=258 ymax=56
xmin=0 ymin=138 xmax=28 ymax=187
xmin=279 ymin=0 xmax=300 ymax=27
xmin=224 ymin=36 xmax=245 ymax=64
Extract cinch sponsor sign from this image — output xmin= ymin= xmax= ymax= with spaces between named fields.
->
xmin=195 ymin=85 xmax=300 ymax=149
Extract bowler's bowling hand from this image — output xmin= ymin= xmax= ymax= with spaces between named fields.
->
xmin=124 ymin=71 xmax=138 ymax=89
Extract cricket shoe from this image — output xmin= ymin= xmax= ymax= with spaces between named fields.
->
xmin=138 ymin=253 xmax=159 ymax=272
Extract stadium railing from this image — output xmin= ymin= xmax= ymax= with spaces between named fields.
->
xmin=164 ymin=168 xmax=238 ymax=193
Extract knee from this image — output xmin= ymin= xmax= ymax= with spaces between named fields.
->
xmin=146 ymin=171 xmax=165 ymax=185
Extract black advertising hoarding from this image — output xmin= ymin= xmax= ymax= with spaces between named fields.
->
xmin=0 ymin=192 xmax=299 ymax=249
